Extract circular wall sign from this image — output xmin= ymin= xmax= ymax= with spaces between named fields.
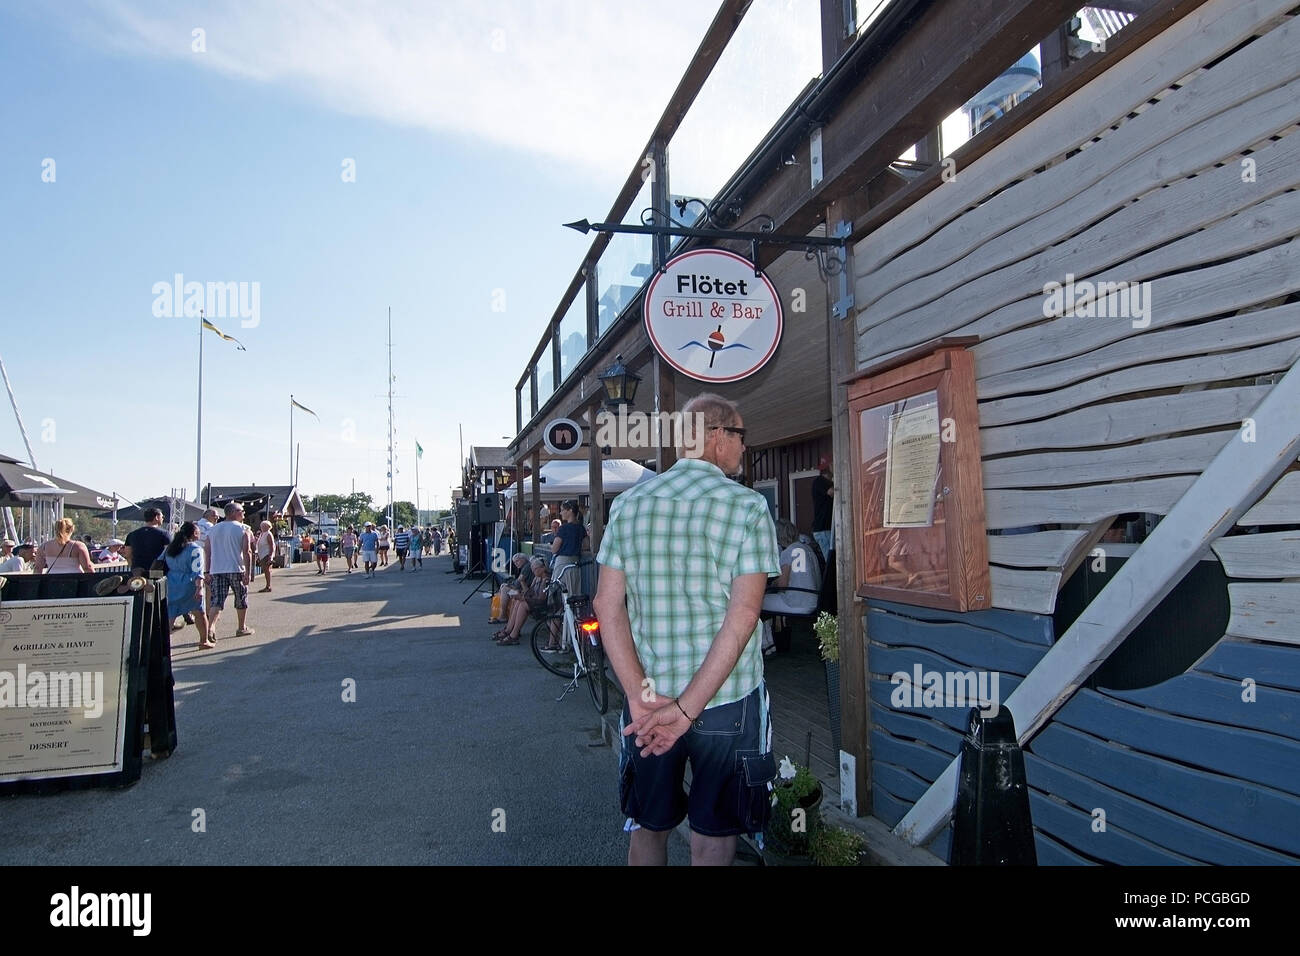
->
xmin=643 ymin=248 xmax=783 ymax=383
xmin=542 ymin=417 xmax=584 ymax=456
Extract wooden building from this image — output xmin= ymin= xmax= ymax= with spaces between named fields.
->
xmin=510 ymin=0 xmax=1300 ymax=864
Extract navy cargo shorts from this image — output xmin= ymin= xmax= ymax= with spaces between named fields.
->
xmin=618 ymin=682 xmax=776 ymax=837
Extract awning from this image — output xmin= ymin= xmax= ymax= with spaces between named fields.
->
xmin=94 ymin=496 xmax=207 ymax=523
xmin=504 ymin=459 xmax=656 ymax=498
xmin=0 ymin=454 xmax=119 ymax=510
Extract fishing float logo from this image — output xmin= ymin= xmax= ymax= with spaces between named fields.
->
xmin=644 ymin=248 xmax=783 ymax=384
xmin=1042 ymin=273 xmax=1151 ymax=329
xmin=151 ymin=273 xmax=261 ymax=328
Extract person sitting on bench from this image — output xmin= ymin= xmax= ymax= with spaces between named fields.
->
xmin=762 ymin=519 xmax=820 ymax=617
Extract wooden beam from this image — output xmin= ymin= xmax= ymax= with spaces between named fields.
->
xmin=827 ymin=196 xmax=871 ymax=817
xmin=748 ymin=0 xmax=1082 ymax=268
xmin=896 ymin=359 xmax=1300 ymax=845
xmin=820 ymin=0 xmax=852 ymax=72
xmin=845 ymin=0 xmax=1213 ymax=247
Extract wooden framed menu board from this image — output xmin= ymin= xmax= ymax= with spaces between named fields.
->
xmin=846 ymin=339 xmax=990 ymax=611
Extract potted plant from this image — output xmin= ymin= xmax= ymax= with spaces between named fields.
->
xmin=814 ymin=612 xmax=842 ymax=756
xmin=810 ymin=824 xmax=866 ymax=866
xmin=762 ymin=757 xmax=823 ymax=865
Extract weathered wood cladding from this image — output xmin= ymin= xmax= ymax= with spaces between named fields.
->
xmin=851 ymin=0 xmax=1300 ymax=863
xmin=852 ymin=0 xmax=1300 ymax=617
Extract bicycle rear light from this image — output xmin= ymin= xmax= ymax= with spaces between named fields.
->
xmin=580 ymin=617 xmax=600 ymax=645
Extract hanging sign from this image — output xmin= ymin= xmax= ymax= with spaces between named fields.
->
xmin=644 ymin=248 xmax=783 ymax=383
xmin=542 ymin=418 xmax=584 ymax=456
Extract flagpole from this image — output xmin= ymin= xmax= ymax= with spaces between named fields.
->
xmin=196 ymin=309 xmax=205 ymax=499
xmin=289 ymin=395 xmax=295 ymax=487
xmin=415 ymin=441 xmax=421 ymax=527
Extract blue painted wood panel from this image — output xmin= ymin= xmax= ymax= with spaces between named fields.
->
xmin=1025 ymin=753 xmax=1299 ymax=865
xmin=873 ymin=760 xmax=929 ymax=804
xmin=869 ymin=599 xmax=1054 ymax=646
xmin=1030 ymin=723 xmax=1300 ymax=855
xmin=872 ymin=785 xmax=910 ymax=828
xmin=870 ymin=678 xmax=1019 ymax=734
xmin=1054 ymin=688 xmax=1300 ymax=797
xmin=1028 ymin=790 xmax=1200 ymax=865
xmin=1196 ymin=638 xmax=1300 ymax=692
xmin=870 ymin=701 xmax=962 ymax=755
xmin=1106 ymin=672 xmax=1300 ymax=743
xmin=867 ymin=607 xmax=1049 ymax=675
xmin=871 ymin=727 xmax=953 ymax=782
xmin=927 ymin=825 xmax=953 ymax=863
xmin=869 ymin=643 xmax=1025 ymax=697
xmin=1035 ymin=830 xmax=1099 ymax=866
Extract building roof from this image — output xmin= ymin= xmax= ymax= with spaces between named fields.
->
xmin=203 ymin=484 xmax=306 ymax=514
xmin=469 ymin=446 xmax=512 ymax=470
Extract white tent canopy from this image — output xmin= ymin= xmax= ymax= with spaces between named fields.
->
xmin=505 ymin=459 xmax=655 ymax=499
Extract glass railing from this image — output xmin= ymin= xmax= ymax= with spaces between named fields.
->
xmin=667 ymin=0 xmax=820 ymax=219
xmin=558 ymin=294 xmax=587 ymax=384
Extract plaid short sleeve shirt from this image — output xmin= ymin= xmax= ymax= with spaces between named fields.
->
xmin=597 ymin=457 xmax=780 ymax=709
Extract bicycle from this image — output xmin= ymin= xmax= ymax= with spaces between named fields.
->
xmin=530 ymin=562 xmax=608 ymax=714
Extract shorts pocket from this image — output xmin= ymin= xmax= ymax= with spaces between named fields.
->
xmin=736 ymin=751 xmax=777 ymax=834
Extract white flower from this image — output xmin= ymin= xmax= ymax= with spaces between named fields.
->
xmin=778 ymin=756 xmax=796 ymax=781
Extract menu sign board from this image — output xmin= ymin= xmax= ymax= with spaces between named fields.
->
xmin=0 ymin=598 xmax=133 ymax=782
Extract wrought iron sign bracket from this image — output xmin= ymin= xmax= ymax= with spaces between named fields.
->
xmin=564 ymin=197 xmax=848 ymax=281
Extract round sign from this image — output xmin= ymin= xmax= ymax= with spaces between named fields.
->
xmin=542 ymin=417 xmax=584 ymax=456
xmin=643 ymin=248 xmax=783 ymax=383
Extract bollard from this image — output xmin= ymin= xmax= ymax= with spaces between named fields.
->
xmin=950 ymin=705 xmax=1037 ymax=865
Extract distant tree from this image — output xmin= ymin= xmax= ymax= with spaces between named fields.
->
xmin=305 ymin=492 xmax=375 ymax=529
xmin=374 ymin=501 xmax=418 ymax=527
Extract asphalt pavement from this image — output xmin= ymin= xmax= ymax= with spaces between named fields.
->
xmin=0 ymin=552 xmax=689 ymax=865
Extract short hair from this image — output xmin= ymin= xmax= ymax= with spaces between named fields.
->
xmin=141 ymin=507 xmax=163 ymax=523
xmin=774 ymin=518 xmax=798 ymax=550
xmin=204 ymin=508 xmax=219 ymax=518
xmin=224 ymin=502 xmax=242 ymax=516
xmin=260 ymin=521 xmax=272 ymax=530
xmin=529 ymin=555 xmax=548 ymax=570
xmin=682 ymin=392 xmax=740 ymax=429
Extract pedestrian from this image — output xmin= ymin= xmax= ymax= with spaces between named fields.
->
xmin=811 ymin=455 xmax=835 ymax=560
xmin=163 ymin=521 xmax=213 ymax=648
xmin=95 ymin=538 xmax=127 ymax=564
xmin=341 ymin=526 xmax=358 ymax=572
xmin=36 ymin=518 xmax=96 ymax=573
xmin=393 ymin=525 xmax=410 ymax=569
xmin=315 ymin=532 xmax=331 ymax=573
xmin=196 ymin=507 xmax=218 ymax=541
xmin=378 ymin=525 xmax=391 ymax=566
xmin=0 ymin=538 xmax=25 ymax=573
xmin=204 ymin=501 xmax=256 ymax=641
xmin=593 ymin=393 xmax=779 ymax=866
xmin=550 ymin=499 xmax=587 ymax=592
xmin=359 ymin=521 xmax=379 ymax=577
xmin=412 ymin=527 xmax=423 ymax=570
xmin=123 ymin=507 xmax=172 ymax=576
xmin=255 ymin=520 xmax=276 ymax=591
xmin=431 ymin=527 xmax=443 ymax=556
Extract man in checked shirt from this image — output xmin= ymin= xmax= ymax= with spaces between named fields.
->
xmin=594 ymin=393 xmax=780 ymax=866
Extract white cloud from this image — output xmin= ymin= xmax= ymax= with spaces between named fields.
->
xmin=56 ymin=0 xmax=730 ymax=179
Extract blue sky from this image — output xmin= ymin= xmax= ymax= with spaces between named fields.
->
xmin=0 ymin=1 xmax=819 ymax=513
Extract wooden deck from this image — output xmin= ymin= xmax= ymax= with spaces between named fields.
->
xmin=763 ymin=622 xmax=841 ymax=803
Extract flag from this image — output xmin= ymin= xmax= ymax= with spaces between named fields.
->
xmin=291 ymin=397 xmax=319 ymax=419
xmin=202 ymin=318 xmax=246 ymax=351
xmin=416 ymin=441 xmax=423 ymax=459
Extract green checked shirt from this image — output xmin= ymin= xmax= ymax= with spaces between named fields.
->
xmin=597 ymin=457 xmax=780 ymax=710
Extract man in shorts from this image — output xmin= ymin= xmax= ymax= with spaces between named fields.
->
xmin=593 ymin=393 xmax=779 ymax=866
xmin=393 ymin=525 xmax=412 ymax=570
xmin=359 ymin=522 xmax=380 ymax=577
xmin=204 ymin=502 xmax=256 ymax=642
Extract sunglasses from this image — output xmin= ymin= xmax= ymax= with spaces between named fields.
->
xmin=711 ymin=425 xmax=746 ymax=441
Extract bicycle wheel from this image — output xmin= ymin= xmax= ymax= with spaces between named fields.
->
xmin=584 ymin=633 xmax=608 ymax=714
xmin=531 ymin=616 xmax=577 ymax=677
